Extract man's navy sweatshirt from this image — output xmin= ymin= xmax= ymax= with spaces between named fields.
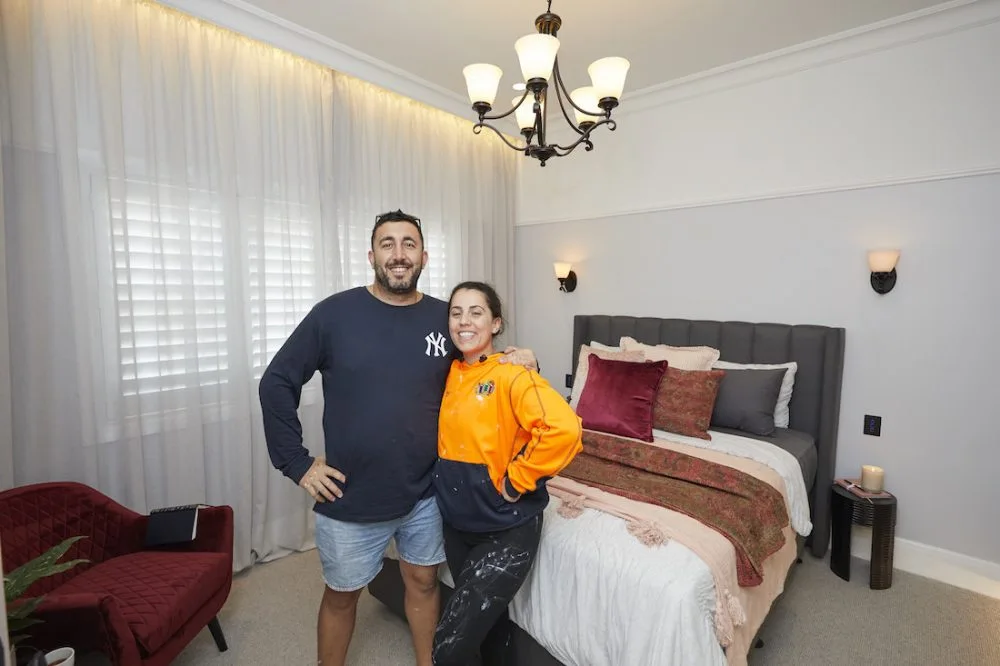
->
xmin=258 ymin=286 xmax=453 ymax=522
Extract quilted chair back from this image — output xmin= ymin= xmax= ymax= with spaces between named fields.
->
xmin=0 ymin=481 xmax=146 ymax=598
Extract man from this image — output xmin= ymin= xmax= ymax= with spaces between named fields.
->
xmin=259 ymin=209 xmax=535 ymax=666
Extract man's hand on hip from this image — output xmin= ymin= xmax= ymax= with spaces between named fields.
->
xmin=300 ymin=456 xmax=346 ymax=503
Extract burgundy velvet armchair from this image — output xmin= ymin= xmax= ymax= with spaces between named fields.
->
xmin=0 ymin=481 xmax=233 ymax=666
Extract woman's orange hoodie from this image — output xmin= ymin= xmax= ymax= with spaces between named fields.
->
xmin=433 ymin=353 xmax=583 ymax=533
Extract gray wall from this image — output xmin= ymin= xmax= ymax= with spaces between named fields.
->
xmin=514 ymin=173 xmax=1000 ymax=565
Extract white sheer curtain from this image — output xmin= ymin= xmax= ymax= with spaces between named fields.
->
xmin=330 ymin=73 xmax=519 ymax=341
xmin=0 ymin=0 xmax=518 ymax=571
xmin=0 ymin=101 xmax=11 ymax=491
xmin=0 ymin=0 xmax=336 ymax=570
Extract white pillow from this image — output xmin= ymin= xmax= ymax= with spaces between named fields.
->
xmin=713 ymin=360 xmax=798 ymax=429
xmin=619 ymin=336 xmax=720 ymax=371
xmin=589 ymin=340 xmax=620 ymax=351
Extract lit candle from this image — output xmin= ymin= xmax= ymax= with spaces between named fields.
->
xmin=861 ymin=465 xmax=885 ymax=493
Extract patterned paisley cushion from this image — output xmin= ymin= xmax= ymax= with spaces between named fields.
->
xmin=652 ymin=366 xmax=726 ymax=440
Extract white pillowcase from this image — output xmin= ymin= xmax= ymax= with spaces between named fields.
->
xmin=588 ymin=340 xmax=620 ymax=351
xmin=712 ymin=360 xmax=798 ymax=429
xmin=619 ymin=336 xmax=720 ymax=371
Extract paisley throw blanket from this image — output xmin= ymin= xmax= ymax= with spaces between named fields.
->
xmin=558 ymin=429 xmax=789 ymax=586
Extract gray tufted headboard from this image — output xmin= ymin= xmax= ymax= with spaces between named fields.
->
xmin=572 ymin=315 xmax=846 ymax=558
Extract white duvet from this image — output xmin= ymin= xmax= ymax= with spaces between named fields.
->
xmin=506 ymin=428 xmax=812 ymax=666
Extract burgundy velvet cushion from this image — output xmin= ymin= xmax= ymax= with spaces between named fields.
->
xmin=576 ymin=356 xmax=668 ymax=442
xmin=652 ymin=366 xmax=726 ymax=440
xmin=55 ymin=550 xmax=231 ymax=654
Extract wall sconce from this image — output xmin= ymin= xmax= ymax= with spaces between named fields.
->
xmin=553 ymin=262 xmax=577 ymax=293
xmin=868 ymin=249 xmax=900 ymax=294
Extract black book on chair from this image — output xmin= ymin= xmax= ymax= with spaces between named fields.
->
xmin=144 ymin=504 xmax=204 ymax=547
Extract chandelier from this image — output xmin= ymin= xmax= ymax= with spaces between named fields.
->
xmin=461 ymin=0 xmax=630 ymax=166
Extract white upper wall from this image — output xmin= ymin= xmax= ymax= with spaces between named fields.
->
xmin=519 ymin=0 xmax=1000 ymax=225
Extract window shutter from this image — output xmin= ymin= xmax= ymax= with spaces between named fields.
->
xmin=111 ymin=181 xmax=227 ymax=396
xmin=110 ymin=186 xmax=454 ymax=398
xmin=248 ymin=199 xmax=318 ymax=376
xmin=420 ymin=228 xmax=449 ymax=299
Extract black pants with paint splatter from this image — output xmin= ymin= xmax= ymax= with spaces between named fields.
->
xmin=431 ymin=512 xmax=543 ymax=666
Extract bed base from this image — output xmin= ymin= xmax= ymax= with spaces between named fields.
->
xmin=367 ymin=536 xmax=804 ymax=665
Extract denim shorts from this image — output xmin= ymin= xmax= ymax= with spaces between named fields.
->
xmin=314 ymin=496 xmax=446 ymax=592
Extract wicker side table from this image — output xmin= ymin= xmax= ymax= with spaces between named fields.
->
xmin=829 ymin=482 xmax=897 ymax=589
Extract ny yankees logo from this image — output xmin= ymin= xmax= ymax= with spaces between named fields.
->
xmin=425 ymin=331 xmax=448 ymax=357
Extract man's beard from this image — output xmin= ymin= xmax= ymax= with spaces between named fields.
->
xmin=374 ymin=260 xmax=422 ymax=294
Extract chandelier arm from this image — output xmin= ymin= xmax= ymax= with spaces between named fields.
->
xmin=550 ymin=65 xmax=586 ymax=138
xmin=552 ymin=118 xmax=617 ymax=152
xmin=552 ymin=57 xmax=608 ymax=120
xmin=479 ymin=90 xmax=531 ymax=122
xmin=473 ymin=122 xmax=529 ymax=152
xmin=549 ymin=142 xmax=582 ymax=157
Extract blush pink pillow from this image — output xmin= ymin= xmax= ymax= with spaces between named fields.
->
xmin=576 ymin=356 xmax=668 ymax=442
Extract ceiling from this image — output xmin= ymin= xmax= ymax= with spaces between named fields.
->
xmin=235 ymin=0 xmax=947 ymax=103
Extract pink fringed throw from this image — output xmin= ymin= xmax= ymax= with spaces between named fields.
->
xmin=550 ymin=484 xmax=746 ymax=648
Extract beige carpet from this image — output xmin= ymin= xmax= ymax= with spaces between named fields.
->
xmin=80 ymin=548 xmax=1000 ymax=666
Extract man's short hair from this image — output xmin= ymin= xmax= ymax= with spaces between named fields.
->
xmin=371 ymin=209 xmax=424 ymax=249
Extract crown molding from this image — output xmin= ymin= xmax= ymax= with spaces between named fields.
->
xmin=157 ymin=0 xmax=472 ymax=119
xmin=617 ymin=0 xmax=1000 ymax=117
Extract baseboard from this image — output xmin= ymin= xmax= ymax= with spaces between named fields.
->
xmin=850 ymin=526 xmax=1000 ymax=600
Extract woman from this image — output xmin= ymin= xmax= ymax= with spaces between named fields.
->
xmin=431 ymin=281 xmax=583 ymax=666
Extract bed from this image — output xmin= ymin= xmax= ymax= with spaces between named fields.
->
xmin=368 ymin=314 xmax=846 ymax=666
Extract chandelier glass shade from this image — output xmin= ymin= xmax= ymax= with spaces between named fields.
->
xmin=462 ymin=0 xmax=630 ymax=166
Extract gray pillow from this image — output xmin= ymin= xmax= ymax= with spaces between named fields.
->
xmin=710 ymin=368 xmax=787 ymax=436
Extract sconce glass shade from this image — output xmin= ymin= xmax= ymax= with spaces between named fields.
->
xmin=553 ymin=262 xmax=572 ymax=279
xmin=515 ymin=34 xmax=560 ymax=82
xmin=588 ymin=57 xmax=630 ymax=101
xmin=463 ymin=64 xmax=503 ymax=106
xmin=569 ymin=87 xmax=602 ymax=126
xmin=868 ymin=249 xmax=900 ymax=273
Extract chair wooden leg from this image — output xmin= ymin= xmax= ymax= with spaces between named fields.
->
xmin=207 ymin=616 xmax=229 ymax=652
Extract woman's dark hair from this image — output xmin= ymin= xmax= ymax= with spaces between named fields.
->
xmin=448 ymin=281 xmax=505 ymax=337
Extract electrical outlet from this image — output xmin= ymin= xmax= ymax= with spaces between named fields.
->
xmin=565 ymin=373 xmax=574 ymax=389
xmin=863 ymin=414 xmax=882 ymax=436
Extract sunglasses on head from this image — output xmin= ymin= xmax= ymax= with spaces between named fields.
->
xmin=375 ymin=210 xmax=421 ymax=228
